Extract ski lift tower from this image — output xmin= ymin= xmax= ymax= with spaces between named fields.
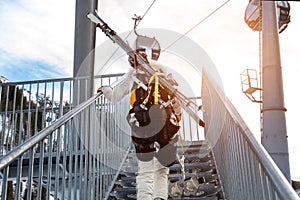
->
xmin=244 ymin=0 xmax=291 ymax=182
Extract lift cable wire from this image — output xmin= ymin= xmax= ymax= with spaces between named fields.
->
xmin=163 ymin=0 xmax=231 ymax=51
xmin=96 ymin=0 xmax=157 ymax=75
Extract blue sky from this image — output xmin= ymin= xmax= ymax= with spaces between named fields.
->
xmin=0 ymin=49 xmax=66 ymax=81
xmin=0 ymin=0 xmax=299 ymax=179
xmin=0 ymin=0 xmax=75 ymax=81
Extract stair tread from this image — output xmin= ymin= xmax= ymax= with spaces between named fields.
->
xmin=116 ymin=173 xmax=218 ymax=188
xmin=111 ymin=183 xmax=220 ymax=199
xmin=110 ymin=141 xmax=222 ymax=199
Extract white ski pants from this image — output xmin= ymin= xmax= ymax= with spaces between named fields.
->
xmin=136 ymin=157 xmax=169 ymax=200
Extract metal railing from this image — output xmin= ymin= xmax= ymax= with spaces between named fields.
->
xmin=0 ymin=74 xmax=131 ymax=199
xmin=0 ymin=74 xmax=124 ymax=153
xmin=202 ymin=70 xmax=299 ymax=200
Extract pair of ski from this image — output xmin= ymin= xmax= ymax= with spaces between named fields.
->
xmin=87 ymin=11 xmax=205 ymax=128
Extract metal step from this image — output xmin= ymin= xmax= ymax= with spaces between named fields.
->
xmin=122 ymin=161 xmax=214 ymax=174
xmin=110 ymin=184 xmax=221 ymax=200
xmin=115 ymin=173 xmax=219 ymax=188
xmin=110 ymin=140 xmax=223 ymax=199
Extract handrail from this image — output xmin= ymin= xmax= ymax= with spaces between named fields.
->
xmin=0 ymin=74 xmax=132 ymax=199
xmin=225 ymin=96 xmax=299 ymax=199
xmin=0 ymin=92 xmax=102 ymax=169
xmin=202 ymin=69 xmax=299 ymax=199
xmin=0 ymin=73 xmax=124 ymax=86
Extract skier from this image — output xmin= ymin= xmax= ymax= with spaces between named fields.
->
xmin=97 ymin=51 xmax=182 ymax=200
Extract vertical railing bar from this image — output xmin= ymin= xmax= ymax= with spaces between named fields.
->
xmin=26 ymin=148 xmax=34 ymax=200
xmin=42 ymin=82 xmax=48 ymax=130
xmin=10 ymin=85 xmax=18 ymax=150
xmin=79 ymin=112 xmax=84 ymax=200
xmin=87 ymin=106 xmax=92 ymax=200
xmin=262 ymin=169 xmax=269 ymax=199
xmin=247 ymin=144 xmax=256 ymax=199
xmin=238 ymin=134 xmax=250 ymax=196
xmin=61 ymin=121 xmax=68 ymax=200
xmin=274 ymin=191 xmax=280 ymax=200
xmin=117 ymin=102 xmax=121 ymax=170
xmin=36 ymin=140 xmax=45 ymax=200
xmin=85 ymin=79 xmax=88 ymax=101
xmin=99 ymin=95 xmax=104 ymax=199
xmin=268 ymin=179 xmax=276 ymax=200
xmin=218 ymin=134 xmax=227 ymax=199
xmin=91 ymin=104 xmax=95 ymax=200
xmin=238 ymin=137 xmax=248 ymax=198
xmin=14 ymin=156 xmax=23 ymax=200
xmin=250 ymin=149 xmax=260 ymax=200
xmin=74 ymin=116 xmax=79 ymax=200
xmin=59 ymin=81 xmax=64 ymax=118
xmin=227 ymin=128 xmax=234 ymax=198
xmin=244 ymin=140 xmax=254 ymax=198
xmin=235 ymin=130 xmax=244 ymax=198
xmin=67 ymin=120 xmax=73 ymax=199
xmin=83 ymin=109 xmax=88 ymax=200
xmin=95 ymin=102 xmax=100 ymax=200
xmin=50 ymin=82 xmax=55 ymax=125
xmin=233 ymin=126 xmax=241 ymax=199
xmin=107 ymin=99 xmax=111 ymax=192
xmin=92 ymin=103 xmax=97 ymax=200
xmin=26 ymin=84 xmax=32 ymax=141
xmin=46 ymin=133 xmax=53 ymax=200
xmin=103 ymin=96 xmax=107 ymax=195
xmin=54 ymin=128 xmax=61 ymax=199
xmin=1 ymin=166 xmax=9 ymax=199
xmin=34 ymin=82 xmax=40 ymax=136
xmin=110 ymin=99 xmax=113 ymax=186
xmin=104 ymin=97 xmax=109 ymax=197
xmin=69 ymin=80 xmax=73 ymax=107
xmin=94 ymin=103 xmax=98 ymax=200
xmin=222 ymin=123 xmax=231 ymax=198
xmin=14 ymin=84 xmax=25 ymax=199
xmin=230 ymin=127 xmax=238 ymax=198
xmin=266 ymin=176 xmax=272 ymax=200
xmin=3 ymin=85 xmax=10 ymax=152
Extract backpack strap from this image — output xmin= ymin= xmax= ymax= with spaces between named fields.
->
xmin=144 ymin=71 xmax=159 ymax=105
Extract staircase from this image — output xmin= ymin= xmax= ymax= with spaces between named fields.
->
xmin=109 ymin=141 xmax=223 ymax=200
xmin=1 ymin=75 xmax=299 ymax=200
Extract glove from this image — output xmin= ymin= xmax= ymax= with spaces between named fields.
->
xmin=97 ymin=85 xmax=111 ymax=93
xmin=97 ymin=86 xmax=103 ymax=93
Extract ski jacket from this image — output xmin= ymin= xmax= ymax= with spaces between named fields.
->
xmin=101 ymin=64 xmax=182 ymax=166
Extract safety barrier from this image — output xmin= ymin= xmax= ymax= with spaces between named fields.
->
xmin=202 ymin=70 xmax=299 ymax=200
xmin=0 ymin=75 xmax=131 ymax=199
xmin=2 ymin=70 xmax=296 ymax=200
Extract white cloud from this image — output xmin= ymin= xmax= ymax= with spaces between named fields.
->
xmin=0 ymin=0 xmax=75 ymax=76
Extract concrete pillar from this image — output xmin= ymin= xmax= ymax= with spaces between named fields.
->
xmin=73 ymin=0 xmax=98 ymax=104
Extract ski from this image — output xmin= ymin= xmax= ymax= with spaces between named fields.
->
xmin=87 ymin=10 xmax=205 ymax=127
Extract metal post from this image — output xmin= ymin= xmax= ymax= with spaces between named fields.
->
xmin=261 ymin=0 xmax=291 ymax=182
xmin=73 ymin=0 xmax=98 ymax=104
